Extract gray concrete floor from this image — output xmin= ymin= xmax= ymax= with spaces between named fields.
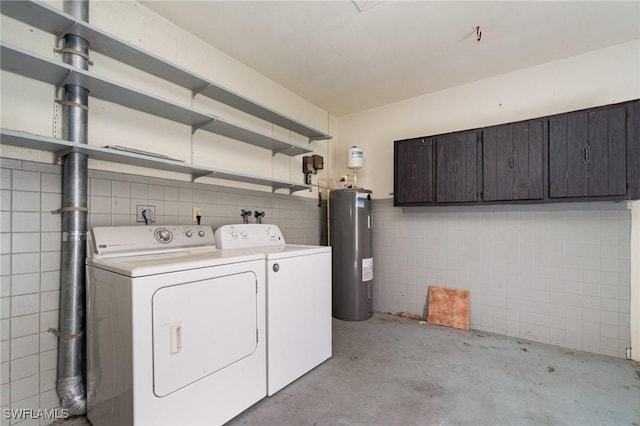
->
xmin=57 ymin=312 xmax=640 ymax=426
xmin=228 ymin=313 xmax=640 ymax=426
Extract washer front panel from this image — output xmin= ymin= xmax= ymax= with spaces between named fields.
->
xmin=266 ymin=251 xmax=332 ymax=395
xmin=87 ymin=256 xmax=267 ymax=426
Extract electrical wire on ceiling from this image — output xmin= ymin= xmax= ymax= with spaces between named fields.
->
xmin=353 ymin=0 xmax=386 ymax=12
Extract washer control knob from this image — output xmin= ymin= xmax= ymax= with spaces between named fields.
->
xmin=231 ymin=230 xmax=238 ymax=238
xmin=155 ymin=228 xmax=173 ymax=243
xmin=198 ymin=230 xmax=205 ymax=237
xmin=185 ymin=230 xmax=193 ymax=238
xmin=241 ymin=231 xmax=248 ymax=238
xmin=267 ymin=227 xmax=277 ymax=238
xmin=272 ymin=263 xmax=279 ymax=272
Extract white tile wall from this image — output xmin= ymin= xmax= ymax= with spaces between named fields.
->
xmin=85 ymin=170 xmax=321 ymax=243
xmin=1 ymin=158 xmax=322 ymax=424
xmin=372 ymin=199 xmax=632 ymax=358
xmin=10 ymin=335 xmax=39 ymax=360
xmin=10 ymin=315 xmax=38 ymax=339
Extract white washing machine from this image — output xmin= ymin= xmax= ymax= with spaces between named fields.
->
xmin=86 ymin=225 xmax=266 ymax=426
xmin=215 ymin=224 xmax=332 ymax=396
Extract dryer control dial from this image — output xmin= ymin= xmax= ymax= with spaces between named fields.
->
xmin=154 ymin=228 xmax=173 ymax=243
xmin=185 ymin=230 xmax=193 ymax=238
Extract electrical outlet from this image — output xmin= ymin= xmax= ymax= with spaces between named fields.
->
xmin=136 ymin=205 xmax=155 ymax=223
xmin=193 ymin=207 xmax=202 ymax=223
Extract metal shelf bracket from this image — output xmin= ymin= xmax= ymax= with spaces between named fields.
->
xmin=55 ymin=69 xmax=74 ymax=90
xmin=271 ymin=144 xmax=296 ymax=157
xmin=55 ymin=145 xmax=88 ymax=161
xmin=271 ymin=184 xmax=284 ymax=193
xmin=191 ymin=171 xmax=213 ymax=181
xmin=191 ymin=83 xmax=212 ymax=99
xmin=191 ymin=118 xmax=216 ymax=135
xmin=55 ymin=147 xmax=74 ymax=161
xmin=271 ymin=148 xmax=286 ymax=157
xmin=57 ymin=20 xmax=80 ymax=43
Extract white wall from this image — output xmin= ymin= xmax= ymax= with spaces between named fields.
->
xmin=1 ymin=0 xmax=337 ymax=197
xmin=0 ymin=158 xmax=326 ymax=423
xmin=335 ymin=41 xmax=639 ymax=196
xmin=1 ymin=1 xmax=337 ymax=421
xmin=373 ymin=200 xmax=632 ymax=358
xmin=336 ymin=40 xmax=640 ymax=359
xmin=631 ymin=201 xmax=640 ymax=361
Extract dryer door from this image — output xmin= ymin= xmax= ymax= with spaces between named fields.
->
xmin=152 ymin=272 xmax=258 ymax=397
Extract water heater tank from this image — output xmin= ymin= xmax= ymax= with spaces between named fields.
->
xmin=347 ymin=146 xmax=364 ymax=169
xmin=330 ymin=188 xmax=373 ymax=321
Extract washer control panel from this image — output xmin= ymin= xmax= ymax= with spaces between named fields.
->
xmin=215 ymin=224 xmax=285 ymax=249
xmin=154 ymin=228 xmax=174 ymax=243
xmin=91 ymin=225 xmax=215 ymax=256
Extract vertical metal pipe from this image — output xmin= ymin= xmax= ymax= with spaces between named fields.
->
xmin=57 ymin=0 xmax=89 ymax=415
xmin=65 ymin=0 xmax=89 ymax=22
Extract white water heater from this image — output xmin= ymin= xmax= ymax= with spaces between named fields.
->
xmin=347 ymin=146 xmax=364 ymax=169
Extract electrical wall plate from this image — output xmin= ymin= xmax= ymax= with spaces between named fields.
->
xmin=193 ymin=207 xmax=202 ymax=223
xmin=136 ymin=205 xmax=155 ymax=223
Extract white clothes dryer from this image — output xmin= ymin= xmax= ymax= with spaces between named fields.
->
xmin=215 ymin=224 xmax=332 ymax=396
xmin=86 ymin=225 xmax=266 ymax=426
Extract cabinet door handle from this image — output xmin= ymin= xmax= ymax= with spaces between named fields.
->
xmin=411 ymin=164 xmax=417 ymax=179
xmin=453 ymin=160 xmax=458 ymax=175
xmin=509 ymin=154 xmax=515 ymax=170
xmin=583 ymin=145 xmax=591 ymax=164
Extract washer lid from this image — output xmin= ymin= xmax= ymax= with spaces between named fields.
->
xmin=86 ymin=249 xmax=263 ymax=277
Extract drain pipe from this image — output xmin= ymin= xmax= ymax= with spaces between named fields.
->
xmin=56 ymin=0 xmax=89 ymax=415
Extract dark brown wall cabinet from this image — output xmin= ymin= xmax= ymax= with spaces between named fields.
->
xmin=628 ymin=101 xmax=640 ymax=199
xmin=394 ymin=137 xmax=434 ymax=204
xmin=549 ymin=105 xmax=626 ymax=198
xmin=393 ymin=99 xmax=639 ymax=207
xmin=483 ymin=120 xmax=546 ymax=201
xmin=436 ymin=131 xmax=480 ymax=203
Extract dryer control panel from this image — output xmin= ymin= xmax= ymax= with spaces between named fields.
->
xmin=90 ymin=225 xmax=215 ymax=256
xmin=215 ymin=224 xmax=285 ymax=249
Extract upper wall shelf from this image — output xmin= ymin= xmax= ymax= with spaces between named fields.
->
xmin=1 ymin=43 xmax=313 ymax=157
xmin=0 ymin=0 xmax=332 ymax=142
xmin=0 ymin=128 xmax=311 ymax=194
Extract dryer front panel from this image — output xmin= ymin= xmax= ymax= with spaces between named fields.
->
xmin=152 ymin=272 xmax=258 ymax=397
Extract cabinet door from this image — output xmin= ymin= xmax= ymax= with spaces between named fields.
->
xmin=589 ymin=107 xmax=626 ymax=196
xmin=436 ymin=131 xmax=478 ymax=203
xmin=628 ymin=101 xmax=640 ymax=199
xmin=483 ymin=120 xmax=545 ymax=201
xmin=394 ymin=138 xmax=434 ymax=204
xmin=550 ymin=106 xmax=626 ymax=198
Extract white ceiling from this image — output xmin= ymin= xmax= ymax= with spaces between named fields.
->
xmin=140 ymin=1 xmax=639 ymax=117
